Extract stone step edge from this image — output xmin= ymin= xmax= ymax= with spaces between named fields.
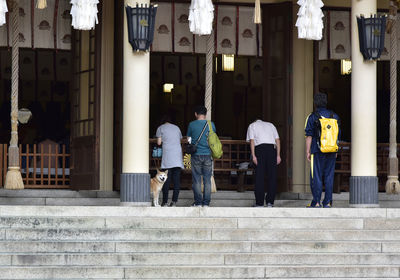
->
xmin=0 ymin=206 xmax=394 ymax=218
xmin=1 ymin=265 xmax=399 ymax=267
xmin=5 ymin=252 xmax=400 ymax=255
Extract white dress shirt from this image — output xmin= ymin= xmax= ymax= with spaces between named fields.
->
xmin=246 ymin=120 xmax=279 ymax=146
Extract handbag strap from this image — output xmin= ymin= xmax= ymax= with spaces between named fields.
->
xmin=194 ymin=121 xmax=209 ymax=146
xmin=207 ymin=120 xmax=214 ymax=133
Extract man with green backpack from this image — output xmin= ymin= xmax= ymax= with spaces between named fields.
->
xmin=187 ymin=106 xmax=222 ymax=207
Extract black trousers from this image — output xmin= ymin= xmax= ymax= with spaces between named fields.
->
xmin=162 ymin=167 xmax=181 ymax=203
xmin=254 ymin=144 xmax=277 ymax=206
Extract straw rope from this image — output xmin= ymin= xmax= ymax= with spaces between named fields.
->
xmin=5 ymin=0 xmax=23 ymax=189
xmin=389 ymin=22 xmax=397 ymax=158
xmin=205 ymin=31 xmax=214 ymax=120
xmin=10 ymin=0 xmax=19 ymax=154
xmin=386 ymin=0 xmax=400 ymax=194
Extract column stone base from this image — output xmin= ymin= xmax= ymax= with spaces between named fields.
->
xmin=120 ymin=173 xmax=151 ymax=206
xmin=349 ymin=176 xmax=379 ymax=208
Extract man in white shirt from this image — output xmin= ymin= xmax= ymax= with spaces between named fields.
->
xmin=246 ymin=119 xmax=281 ymax=207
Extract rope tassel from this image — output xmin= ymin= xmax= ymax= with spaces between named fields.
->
xmin=70 ymin=0 xmax=99 ymax=30
xmin=36 ymin=0 xmax=47 ymax=9
xmin=188 ymin=0 xmax=214 ymax=35
xmin=254 ymin=0 xmax=261 ymax=24
xmin=295 ymin=0 xmax=324 ymax=40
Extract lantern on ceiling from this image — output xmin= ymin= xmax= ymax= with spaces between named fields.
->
xmin=125 ymin=4 xmax=158 ymax=52
xmin=357 ymin=15 xmax=387 ymax=60
xmin=36 ymin=0 xmax=47 ymax=9
xmin=0 ymin=0 xmax=7 ymax=26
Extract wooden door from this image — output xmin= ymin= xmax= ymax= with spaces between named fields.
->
xmin=70 ymin=27 xmax=101 ymax=190
xmin=262 ymin=2 xmax=293 ymax=192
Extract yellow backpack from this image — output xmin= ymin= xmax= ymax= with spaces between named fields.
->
xmin=315 ymin=112 xmax=339 ymax=153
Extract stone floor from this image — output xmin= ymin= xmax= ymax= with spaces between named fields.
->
xmin=1 ymin=189 xmax=400 ymax=207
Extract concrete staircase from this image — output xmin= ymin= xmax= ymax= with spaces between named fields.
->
xmin=1 ymin=206 xmax=400 ymax=279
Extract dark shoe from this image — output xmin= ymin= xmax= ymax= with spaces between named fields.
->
xmin=307 ymin=201 xmax=321 ymax=208
xmin=161 ymin=202 xmax=168 ymax=207
xmin=191 ymin=202 xmax=202 ymax=207
xmin=252 ymin=204 xmax=264 ymax=208
xmin=169 ymin=201 xmax=177 ymax=207
xmin=323 ymin=202 xmax=332 ymax=208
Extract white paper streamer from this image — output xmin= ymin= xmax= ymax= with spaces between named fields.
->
xmin=188 ymin=0 xmax=214 ymax=35
xmin=70 ymin=0 xmax=99 ymax=30
xmin=0 ymin=0 xmax=7 ymax=26
xmin=295 ymin=0 xmax=324 ymax=40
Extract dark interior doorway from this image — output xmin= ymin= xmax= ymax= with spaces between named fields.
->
xmin=0 ymin=49 xmax=71 ymax=146
xmin=262 ymin=2 xmax=293 ymax=193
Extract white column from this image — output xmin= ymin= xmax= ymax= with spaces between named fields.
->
xmin=121 ymin=0 xmax=151 ymax=205
xmin=350 ymin=0 xmax=378 ymax=207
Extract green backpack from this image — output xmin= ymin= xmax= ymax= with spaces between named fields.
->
xmin=207 ymin=120 xmax=223 ymax=159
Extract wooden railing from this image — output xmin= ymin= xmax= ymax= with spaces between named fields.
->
xmin=151 ymin=139 xmax=399 ymax=192
xmin=150 ymin=139 xmax=252 ymax=171
xmin=332 ymin=142 xmax=400 ymax=192
xmin=150 ymin=139 xmax=253 ymax=191
xmin=0 ymin=140 xmax=394 ymax=190
xmin=0 ymin=144 xmax=70 ymax=188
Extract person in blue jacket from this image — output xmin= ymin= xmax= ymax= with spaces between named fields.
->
xmin=305 ymin=92 xmax=340 ymax=208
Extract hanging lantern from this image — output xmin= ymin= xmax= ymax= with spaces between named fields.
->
xmin=125 ymin=4 xmax=157 ymax=52
xmin=254 ymin=0 xmax=261 ymax=24
xmin=340 ymin=59 xmax=352 ymax=75
xmin=36 ymin=0 xmax=47 ymax=9
xmin=0 ymin=0 xmax=7 ymax=26
xmin=357 ymin=15 xmax=386 ymax=60
xmin=295 ymin=0 xmax=324 ymax=40
xmin=70 ymin=0 xmax=99 ymax=30
xmin=188 ymin=0 xmax=214 ymax=35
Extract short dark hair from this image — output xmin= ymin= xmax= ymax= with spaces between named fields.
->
xmin=160 ymin=114 xmax=172 ymax=124
xmin=194 ymin=106 xmax=207 ymax=116
xmin=314 ymin=92 xmax=327 ymax=108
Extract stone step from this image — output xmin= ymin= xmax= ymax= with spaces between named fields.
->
xmin=116 ymin=241 xmax=386 ymax=254
xmin=1 ymin=216 xmax=384 ymax=230
xmin=4 ymin=197 xmax=400 ymax=208
xmin=223 ymin=253 xmax=400 ymax=265
xmin=0 ymin=205 xmax=392 ymax=218
xmin=5 ymin=253 xmax=400 ymax=266
xmin=1 ymin=240 xmax=394 ymax=254
xmin=5 ymin=215 xmax=400 ymax=231
xmin=2 ymin=189 xmax=400 ymax=208
xmin=8 ymin=279 xmax=400 ymax=280
xmin=1 ymin=205 xmax=400 ymax=280
xmin=4 ymin=228 xmax=400 ymax=242
xmin=4 ymin=228 xmax=400 ymax=243
xmin=60 ymin=279 xmax=400 ymax=280
xmin=3 ymin=240 xmax=394 ymax=254
xmin=1 ymin=189 xmax=400 ymax=201
xmin=210 ymin=228 xmax=400 ymax=241
xmin=106 ymin=265 xmax=400 ymax=279
xmin=0 ymin=266 xmax=398 ymax=279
